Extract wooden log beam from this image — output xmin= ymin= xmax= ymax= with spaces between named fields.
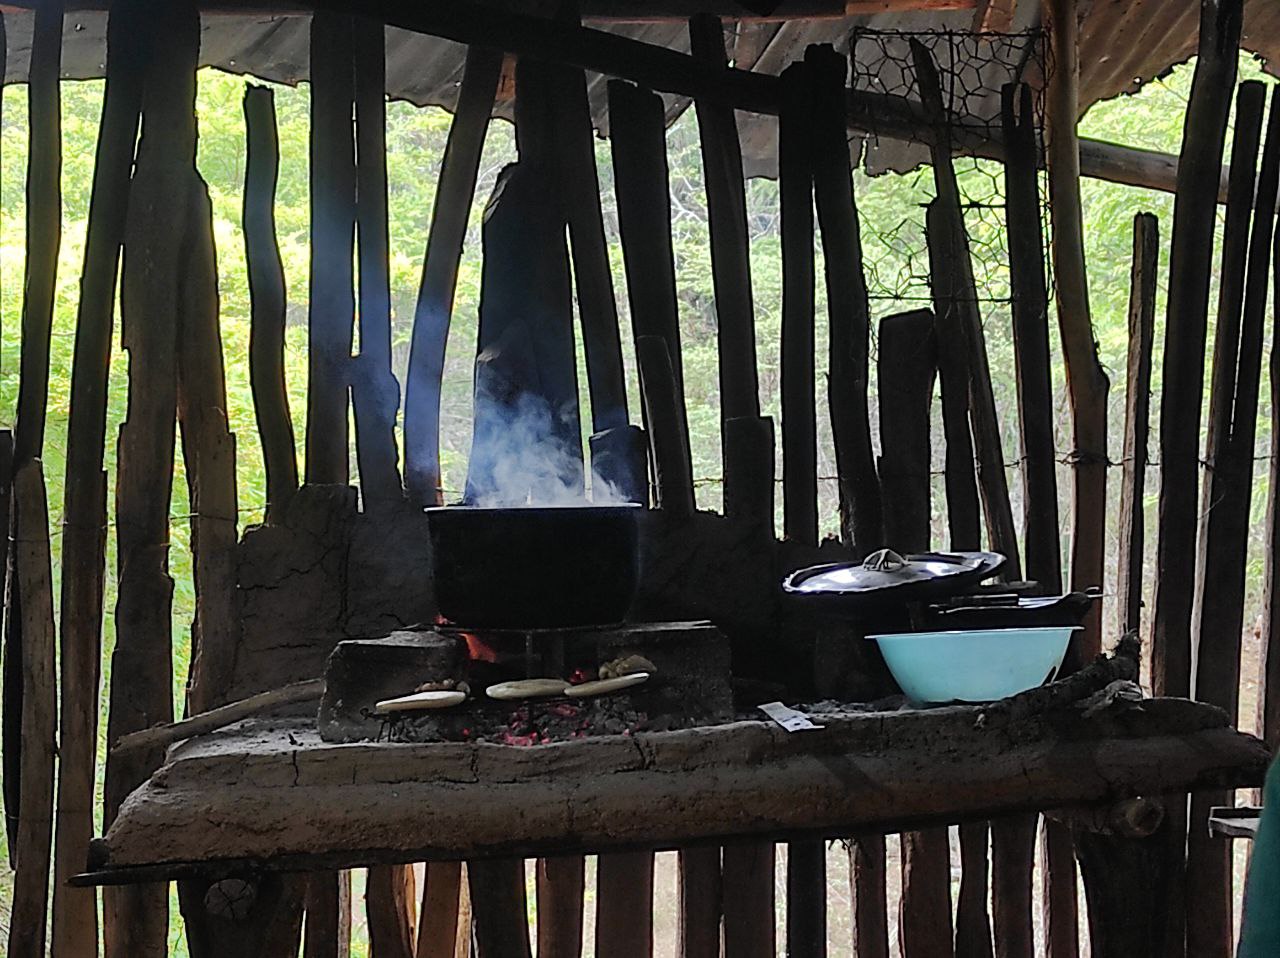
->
xmin=305 ymin=10 xmax=356 ymax=485
xmin=243 ymin=84 xmax=299 ymax=524
xmin=102 ymin=4 xmax=200 ymax=952
xmin=403 ymin=46 xmax=501 ymax=506
xmin=88 ymin=694 xmax=1268 ymax=879
xmin=52 ymin=2 xmax=145 ymax=953
xmin=7 ymin=464 xmax=58 ymax=958
xmin=1118 ymin=214 xmax=1158 ymax=636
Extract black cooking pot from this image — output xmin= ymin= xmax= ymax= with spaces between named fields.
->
xmin=425 ymin=505 xmax=642 ymax=628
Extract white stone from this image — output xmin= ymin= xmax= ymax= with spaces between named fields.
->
xmin=565 ymin=672 xmax=650 ymax=698
xmin=374 ymin=690 xmax=468 ymax=713
xmin=485 ymin=679 xmax=571 ymax=701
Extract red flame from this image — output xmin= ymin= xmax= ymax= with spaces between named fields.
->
xmin=462 ymin=632 xmax=498 ymax=663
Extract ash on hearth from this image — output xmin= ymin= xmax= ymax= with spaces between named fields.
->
xmin=380 ymin=693 xmax=652 ymax=745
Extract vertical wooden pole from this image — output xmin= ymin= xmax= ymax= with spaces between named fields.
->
xmin=103 ymin=5 xmax=200 ymax=954
xmin=244 ymin=84 xmax=299 ymax=524
xmin=723 ymin=842 xmax=775 ymax=958
xmin=403 ymin=46 xmax=502 ymax=505
xmin=536 ymin=856 xmax=585 ymax=958
xmin=596 ymin=850 xmax=655 ymax=958
xmin=1118 ymin=215 xmax=1158 ymax=636
xmin=416 ymin=863 xmax=462 ymax=958
xmin=1260 ymin=194 xmax=1280 ymax=756
xmin=1149 ymin=5 xmax=1243 ymax=953
xmin=3 ymin=0 xmax=60 ymax=861
xmin=367 ymin=864 xmax=418 ymax=958
xmin=807 ymin=43 xmax=882 ymax=556
xmin=307 ymin=10 xmax=357 ymax=486
xmin=352 ymin=17 xmax=404 ymax=509
xmin=678 ymin=846 xmax=722 ymax=958
xmin=305 ymin=871 xmax=353 ymax=958
xmin=637 ymin=335 xmax=695 ymax=517
xmin=468 ymin=859 xmax=533 ymax=958
xmin=1188 ymin=85 xmax=1280 ymax=958
xmin=7 ymin=464 xmax=58 ymax=958
xmin=53 ymin=3 xmax=145 ymax=954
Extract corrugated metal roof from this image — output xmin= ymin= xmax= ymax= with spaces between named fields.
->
xmin=0 ymin=1 xmax=1273 ymax=175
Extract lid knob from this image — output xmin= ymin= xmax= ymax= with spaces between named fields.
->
xmin=862 ymin=548 xmax=907 ymax=573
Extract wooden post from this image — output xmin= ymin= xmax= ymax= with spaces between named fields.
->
xmin=722 ymin=842 xmax=775 ymax=958
xmin=1262 ymin=197 xmax=1280 ymax=757
xmin=679 ymin=846 xmax=723 ymax=958
xmin=3 ymin=0 xmax=60 ymax=862
xmin=305 ymin=871 xmax=352 ymax=958
xmin=848 ymin=836 xmax=889 ymax=958
xmin=876 ymin=308 xmax=938 ymax=958
xmin=243 ymin=84 xmax=298 ymax=524
xmin=416 ymin=862 xmax=462 ymax=958
xmin=1188 ymin=84 xmax=1280 ymax=958
xmin=807 ymin=44 xmax=882 ymax=556
xmin=536 ymin=856 xmax=584 ymax=958
xmin=468 ymin=859 xmax=533 ymax=958
xmin=52 ymin=3 xmax=145 ymax=954
xmin=1118 ymin=214 xmax=1159 ymax=636
xmin=688 ymin=13 xmax=762 ymax=425
xmin=7 ymin=464 xmax=58 ymax=958
xmin=306 ymin=10 xmax=357 ymax=486
xmin=545 ymin=47 xmax=630 ymax=435
xmin=103 ymin=5 xmax=200 ymax=953
xmin=367 ymin=864 xmax=418 ymax=958
xmin=403 ymin=46 xmax=502 ymax=505
xmin=608 ymin=79 xmax=690 ymax=398
xmin=595 ymin=851 xmax=655 ymax=958
xmin=352 ymin=17 xmax=405 ymax=509
xmin=637 ymin=335 xmax=695 ymax=517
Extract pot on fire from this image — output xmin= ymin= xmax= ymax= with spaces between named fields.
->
xmin=425 ymin=504 xmax=642 ymax=628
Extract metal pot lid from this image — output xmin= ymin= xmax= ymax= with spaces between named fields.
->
xmin=782 ymin=549 xmax=1006 ymax=601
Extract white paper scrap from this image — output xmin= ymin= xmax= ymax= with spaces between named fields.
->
xmin=758 ymin=701 xmax=824 ymax=733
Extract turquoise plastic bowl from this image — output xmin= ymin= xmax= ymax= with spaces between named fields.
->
xmin=867 ymin=626 xmax=1080 ymax=704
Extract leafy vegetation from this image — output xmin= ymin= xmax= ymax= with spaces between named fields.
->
xmin=0 ymin=49 xmax=1274 ymax=955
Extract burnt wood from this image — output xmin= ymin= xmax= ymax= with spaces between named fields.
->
xmin=808 ymin=44 xmax=882 ymax=557
xmin=102 ymin=4 xmax=200 ymax=952
xmin=305 ymin=10 xmax=357 ymax=485
xmin=243 ymin=84 xmax=299 ymax=524
xmin=595 ymin=851 xmax=654 ymax=958
xmin=536 ymin=856 xmax=584 ymax=958
xmin=352 ymin=17 xmax=405 ymax=510
xmin=1118 ymin=214 xmax=1159 ymax=636
xmin=403 ymin=45 xmax=501 ymax=505
xmin=1187 ymin=83 xmax=1280 ymax=958
xmin=469 ymin=859 xmax=533 ymax=958
xmin=51 ymin=3 xmax=145 ymax=953
xmin=7 ymin=464 xmax=57 ymax=958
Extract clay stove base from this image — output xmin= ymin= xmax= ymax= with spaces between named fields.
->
xmin=317 ymin=621 xmax=732 ymax=743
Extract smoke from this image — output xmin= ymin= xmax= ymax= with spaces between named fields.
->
xmin=463 ymin=384 xmax=627 ymax=508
